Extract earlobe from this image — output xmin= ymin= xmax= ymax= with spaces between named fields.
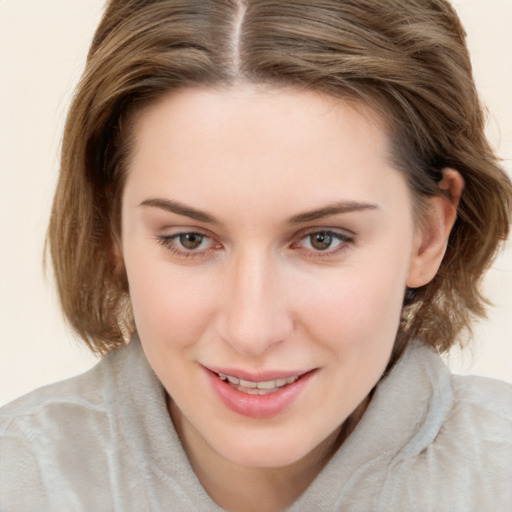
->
xmin=110 ymin=234 xmax=126 ymax=280
xmin=407 ymin=169 xmax=464 ymax=288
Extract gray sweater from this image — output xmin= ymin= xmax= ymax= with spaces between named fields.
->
xmin=1 ymin=338 xmax=511 ymax=511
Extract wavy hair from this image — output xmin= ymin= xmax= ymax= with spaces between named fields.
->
xmin=48 ymin=0 xmax=512 ymax=355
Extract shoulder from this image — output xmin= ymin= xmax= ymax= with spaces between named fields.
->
xmin=442 ymin=373 xmax=512 ymax=467
xmin=0 ymin=340 xmax=141 ymax=428
xmin=1 ymin=352 xmax=109 ymax=431
xmin=371 ymin=343 xmax=512 ymax=512
xmin=442 ymin=373 xmax=512 ymax=457
xmin=0 ymin=339 xmax=202 ymax=511
xmin=450 ymin=372 xmax=512 ymax=419
xmin=0 ymin=348 xmax=124 ymax=511
xmin=392 ymin=372 xmax=512 ymax=511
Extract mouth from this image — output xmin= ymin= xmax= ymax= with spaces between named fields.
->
xmin=206 ymin=366 xmax=317 ymax=418
xmin=214 ymin=371 xmax=304 ymax=395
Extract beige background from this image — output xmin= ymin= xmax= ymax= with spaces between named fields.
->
xmin=1 ymin=0 xmax=511 ymax=406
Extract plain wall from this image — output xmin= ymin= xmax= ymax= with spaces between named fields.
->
xmin=1 ymin=0 xmax=511 ymax=406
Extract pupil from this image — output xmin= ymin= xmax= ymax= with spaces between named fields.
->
xmin=310 ymin=232 xmax=332 ymax=250
xmin=179 ymin=233 xmax=203 ymax=250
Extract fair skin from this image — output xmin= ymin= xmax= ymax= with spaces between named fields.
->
xmin=120 ymin=85 xmax=463 ymax=512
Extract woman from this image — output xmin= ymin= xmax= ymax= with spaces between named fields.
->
xmin=1 ymin=1 xmax=511 ymax=511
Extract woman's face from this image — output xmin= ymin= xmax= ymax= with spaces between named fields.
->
xmin=120 ymin=86 xmax=428 ymax=469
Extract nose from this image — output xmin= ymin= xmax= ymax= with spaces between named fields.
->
xmin=217 ymin=249 xmax=294 ymax=356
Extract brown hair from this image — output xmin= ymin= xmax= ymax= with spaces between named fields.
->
xmin=48 ymin=0 xmax=512 ymax=356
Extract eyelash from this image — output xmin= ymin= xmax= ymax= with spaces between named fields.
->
xmin=291 ymin=230 xmax=354 ymax=258
xmin=156 ymin=232 xmax=219 ymax=259
xmin=156 ymin=229 xmax=354 ymax=259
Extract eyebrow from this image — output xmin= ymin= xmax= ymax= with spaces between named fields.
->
xmin=139 ymin=198 xmax=378 ymax=225
xmin=139 ymin=198 xmax=219 ymax=224
xmin=288 ymin=201 xmax=379 ymax=223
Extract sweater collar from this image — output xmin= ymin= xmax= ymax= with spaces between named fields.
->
xmin=114 ymin=337 xmax=453 ymax=510
xmin=288 ymin=340 xmax=454 ymax=510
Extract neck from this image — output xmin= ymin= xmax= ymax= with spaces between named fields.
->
xmin=168 ymin=396 xmax=371 ymax=512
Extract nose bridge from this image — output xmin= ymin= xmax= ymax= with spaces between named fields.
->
xmin=220 ymin=246 xmax=292 ymax=355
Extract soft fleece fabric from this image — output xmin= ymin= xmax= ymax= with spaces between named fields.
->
xmin=1 ymin=338 xmax=511 ymax=511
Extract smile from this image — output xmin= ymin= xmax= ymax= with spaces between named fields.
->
xmin=207 ymin=367 xmax=316 ymax=418
xmin=216 ymin=372 xmax=300 ymax=395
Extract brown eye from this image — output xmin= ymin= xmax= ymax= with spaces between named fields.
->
xmin=179 ymin=233 xmax=204 ymax=250
xmin=309 ymin=232 xmax=335 ymax=251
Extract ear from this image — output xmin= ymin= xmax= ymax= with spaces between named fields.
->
xmin=407 ymin=169 xmax=464 ymax=288
xmin=110 ymin=231 xmax=126 ymax=280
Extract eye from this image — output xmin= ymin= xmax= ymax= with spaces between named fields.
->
xmin=293 ymin=229 xmax=354 ymax=255
xmin=177 ymin=232 xmax=206 ymax=250
xmin=156 ymin=231 xmax=219 ymax=257
xmin=307 ymin=232 xmax=339 ymax=251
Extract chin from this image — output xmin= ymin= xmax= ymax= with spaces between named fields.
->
xmin=224 ymin=446 xmax=306 ymax=469
xmin=212 ymin=427 xmax=336 ymax=469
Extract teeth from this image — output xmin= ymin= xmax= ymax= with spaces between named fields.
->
xmin=235 ymin=385 xmax=278 ymax=395
xmin=257 ymin=388 xmax=275 ymax=395
xmin=217 ymin=371 xmax=301 ymax=393
xmin=256 ymin=380 xmax=276 ymax=390
xmin=239 ymin=379 xmax=257 ymax=389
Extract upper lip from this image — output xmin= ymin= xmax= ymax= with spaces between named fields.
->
xmin=203 ymin=365 xmax=315 ymax=383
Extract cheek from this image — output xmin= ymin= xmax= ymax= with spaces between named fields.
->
xmin=124 ymin=254 xmax=217 ymax=347
xmin=297 ymin=256 xmax=409 ymax=348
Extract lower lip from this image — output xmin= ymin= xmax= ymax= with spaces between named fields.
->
xmin=205 ymin=369 xmax=315 ymax=419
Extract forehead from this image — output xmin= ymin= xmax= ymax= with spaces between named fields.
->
xmin=131 ymin=84 xmax=389 ymax=146
xmin=124 ymin=85 xmax=409 ymax=218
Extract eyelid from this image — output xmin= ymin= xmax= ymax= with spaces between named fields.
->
xmin=154 ymin=226 xmax=355 ymax=260
xmin=293 ymin=226 xmax=355 ymax=242
xmin=290 ymin=227 xmax=355 ymax=256
xmin=298 ymin=222 xmax=357 ymax=236
xmin=155 ymin=228 xmax=222 ymax=258
xmin=157 ymin=225 xmax=217 ymax=240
